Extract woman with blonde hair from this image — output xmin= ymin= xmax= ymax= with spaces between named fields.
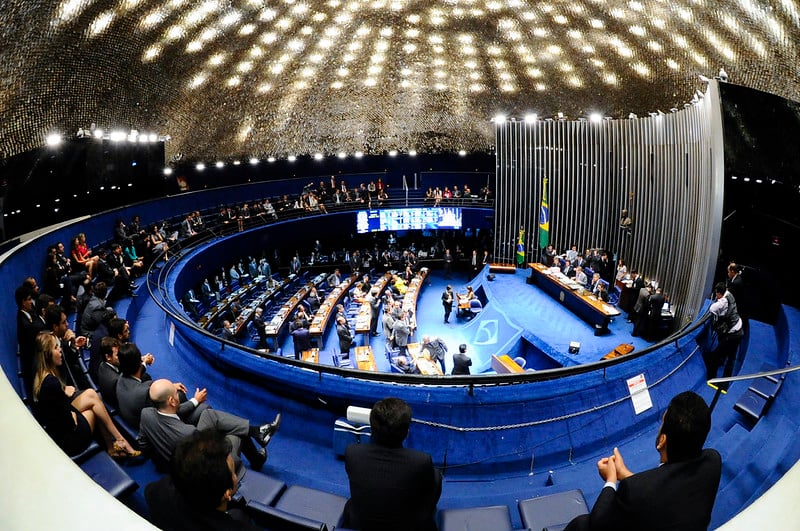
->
xmin=32 ymin=332 xmax=140 ymax=459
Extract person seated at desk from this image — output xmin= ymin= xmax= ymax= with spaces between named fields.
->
xmin=391 ymin=275 xmax=408 ymax=296
xmin=590 ymin=273 xmax=603 ymax=294
xmin=574 ymin=266 xmax=588 ymax=287
xmin=596 ymin=281 xmax=610 ymax=303
xmin=562 ymin=259 xmax=576 ymax=278
xmin=351 ymin=282 xmax=367 ymax=302
xmin=394 ymin=355 xmax=419 ymax=374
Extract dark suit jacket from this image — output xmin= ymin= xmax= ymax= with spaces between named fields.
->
xmin=452 ymin=352 xmax=472 ymax=375
xmin=146 ymin=475 xmax=259 ymax=531
xmin=567 ymin=449 xmax=721 ymax=531
xmin=343 ymin=443 xmax=442 ymax=531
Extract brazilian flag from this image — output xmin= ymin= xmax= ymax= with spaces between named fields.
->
xmin=539 ymin=178 xmax=550 ymax=249
xmin=516 ymin=228 xmax=525 ymax=266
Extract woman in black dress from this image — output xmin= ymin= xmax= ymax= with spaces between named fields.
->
xmin=32 ymin=332 xmax=140 ymax=458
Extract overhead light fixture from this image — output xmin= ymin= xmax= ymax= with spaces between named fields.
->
xmin=195 ymin=163 xmax=206 ymax=171
xmin=524 ymin=113 xmax=538 ymax=123
xmin=93 ymin=129 xmax=104 ymax=139
xmin=628 ymin=112 xmax=638 ymax=119
xmin=493 ymin=114 xmax=507 ymax=123
xmin=267 ymin=157 xmax=276 ymax=163
xmin=287 ymin=155 xmax=297 ymax=162
xmin=250 ymin=157 xmax=260 ymax=165
xmin=45 ymin=133 xmax=62 ymax=147
xmin=215 ymin=161 xmax=224 ymax=168
xmin=589 ymin=112 xmax=602 ymax=123
xmin=388 ymin=150 xmax=398 ymax=157
xmin=337 ymin=152 xmax=347 ymax=159
xmin=314 ymin=153 xmax=324 ymax=160
xmin=458 ymin=150 xmax=467 ymax=156
xmin=354 ymin=151 xmax=364 ymax=158
xmin=233 ymin=160 xmax=241 ymax=165
xmin=408 ymin=150 xmax=417 ymax=156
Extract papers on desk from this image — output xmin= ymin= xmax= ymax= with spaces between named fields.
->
xmin=356 ymin=351 xmax=370 ymax=362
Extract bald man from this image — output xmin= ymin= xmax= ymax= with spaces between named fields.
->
xmin=137 ymin=378 xmax=281 ymax=472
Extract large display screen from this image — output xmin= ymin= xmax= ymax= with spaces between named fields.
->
xmin=356 ymin=207 xmax=462 ymax=233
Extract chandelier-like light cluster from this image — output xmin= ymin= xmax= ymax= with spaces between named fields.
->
xmin=0 ymin=0 xmax=798 ymax=161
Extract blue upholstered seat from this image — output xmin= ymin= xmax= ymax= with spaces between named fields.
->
xmin=734 ymin=388 xmax=770 ymax=422
xmin=273 ymin=485 xmax=347 ymax=531
xmin=232 ymin=468 xmax=286 ymax=506
xmin=246 ymin=500 xmax=327 ymax=531
xmin=439 ymin=504 xmax=515 ymax=531
xmin=517 ymin=489 xmax=589 ymax=531
xmin=78 ymin=449 xmax=138 ymax=499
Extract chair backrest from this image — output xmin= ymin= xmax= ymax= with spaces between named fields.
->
xmin=513 ymin=356 xmax=527 ymax=369
xmin=470 ymin=299 xmax=483 ymax=310
xmin=246 ymin=500 xmax=327 ymax=531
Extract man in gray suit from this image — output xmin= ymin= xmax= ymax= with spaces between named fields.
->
xmin=116 ymin=342 xmax=204 ymax=428
xmin=137 ymin=378 xmax=281 ymax=471
xmin=392 ymin=310 xmax=411 ymax=359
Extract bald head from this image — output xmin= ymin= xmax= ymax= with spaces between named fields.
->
xmin=149 ymin=379 xmax=177 ymax=411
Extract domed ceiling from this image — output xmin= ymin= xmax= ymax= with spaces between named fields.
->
xmin=1 ymin=0 xmax=799 ymax=162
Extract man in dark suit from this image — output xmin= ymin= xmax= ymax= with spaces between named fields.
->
xmin=146 ymin=429 xmax=260 ymax=531
xmin=441 ymin=285 xmax=454 ymax=323
xmin=451 ymin=343 xmax=472 ymax=375
xmin=565 ymin=391 xmax=721 ymax=531
xmin=343 ymin=397 xmax=442 ymax=531
xmin=138 ymin=378 xmax=280 ymax=471
xmin=336 ymin=315 xmax=353 ymax=358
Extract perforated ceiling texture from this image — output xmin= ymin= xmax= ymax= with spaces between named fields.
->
xmin=1 ymin=0 xmax=798 ymax=162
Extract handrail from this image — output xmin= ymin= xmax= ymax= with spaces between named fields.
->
xmin=147 ymin=215 xmax=713 ymax=387
xmin=708 ymin=364 xmax=800 ymax=385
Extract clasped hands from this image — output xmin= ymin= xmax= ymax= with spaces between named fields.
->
xmin=597 ymin=447 xmax=634 ymax=484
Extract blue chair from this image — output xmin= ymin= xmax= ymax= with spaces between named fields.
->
xmin=439 ymin=505 xmax=516 ymax=531
xmin=232 ymin=468 xmax=286 ymax=506
xmin=517 ymin=489 xmax=589 ymax=531
xmin=77 ymin=449 xmax=139 ymax=499
xmin=246 ymin=500 xmax=328 ymax=531
xmin=273 ymin=485 xmax=347 ymax=531
xmin=468 ymin=298 xmax=483 ymax=317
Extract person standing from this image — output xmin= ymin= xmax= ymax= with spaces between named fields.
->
xmin=392 ymin=310 xmax=411 ymax=358
xmin=342 ymin=398 xmax=442 ymax=531
xmin=336 ymin=315 xmax=354 ymax=358
xmin=441 ymin=285 xmax=454 ymax=323
xmin=470 ymin=249 xmax=479 ymax=277
xmin=451 ymin=344 xmax=472 ymax=376
xmin=703 ymin=282 xmax=744 ymax=392
xmin=443 ymin=249 xmax=453 ymax=279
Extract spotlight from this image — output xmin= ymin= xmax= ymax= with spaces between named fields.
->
xmin=388 ymin=150 xmax=398 ymax=157
xmin=589 ymin=113 xmax=602 ymax=123
xmin=195 ymin=163 xmax=205 ymax=171
xmin=215 ymin=161 xmax=224 ymax=168
xmin=267 ymin=157 xmax=276 ymax=163
xmin=109 ymin=131 xmax=126 ymax=142
xmin=250 ymin=157 xmax=260 ymax=165
xmin=287 ymin=155 xmax=297 ymax=162
xmin=458 ymin=150 xmax=467 ymax=156
xmin=408 ymin=150 xmax=417 ymax=157
xmin=233 ymin=160 xmax=241 ymax=165
xmin=148 ymin=133 xmax=158 ymax=142
xmin=524 ymin=113 xmax=538 ymax=123
xmin=93 ymin=129 xmax=104 ymax=139
xmin=493 ymin=114 xmax=507 ymax=123
xmin=354 ymin=151 xmax=364 ymax=158
xmin=45 ymin=133 xmax=62 ymax=147
xmin=337 ymin=152 xmax=347 ymax=159
xmin=314 ymin=153 xmax=324 ymax=160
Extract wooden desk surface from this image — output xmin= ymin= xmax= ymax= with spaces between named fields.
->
xmin=301 ymin=348 xmax=319 ymax=363
xmin=407 ymin=342 xmax=443 ymax=375
xmin=309 ymin=275 xmax=356 ymax=336
xmin=529 ymin=263 xmax=620 ymax=317
xmin=354 ymin=273 xmax=392 ymax=334
xmin=354 ymin=346 xmax=377 ymax=372
xmin=265 ymin=273 xmax=327 ymax=337
xmin=491 ymin=354 xmax=525 ymax=374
